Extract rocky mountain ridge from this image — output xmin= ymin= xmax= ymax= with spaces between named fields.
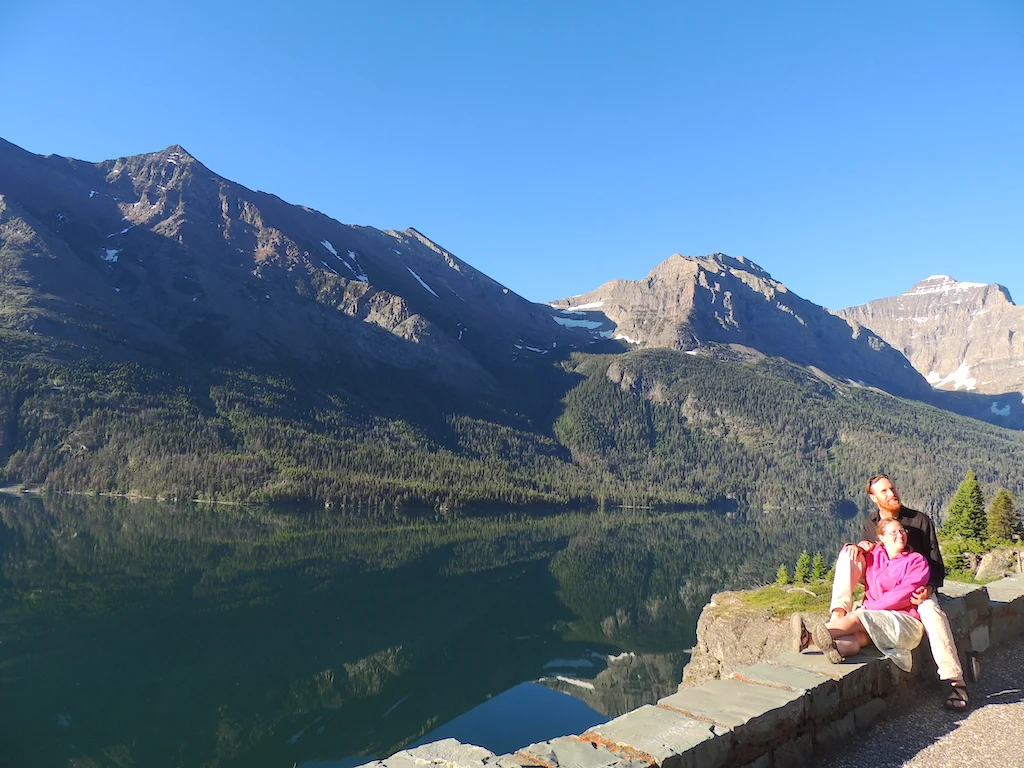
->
xmin=0 ymin=138 xmax=596 ymax=400
xmin=549 ymin=252 xmax=931 ymax=402
xmin=838 ymin=275 xmax=1024 ymax=406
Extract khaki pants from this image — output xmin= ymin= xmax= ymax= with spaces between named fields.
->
xmin=829 ymin=547 xmax=963 ymax=681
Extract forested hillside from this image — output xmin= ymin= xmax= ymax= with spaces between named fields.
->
xmin=2 ymin=338 xmax=1021 ymax=513
xmin=555 ymin=349 xmax=1024 ymax=514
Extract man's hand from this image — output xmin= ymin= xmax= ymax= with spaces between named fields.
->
xmin=856 ymin=540 xmax=875 ymax=553
xmin=910 ymin=585 xmax=933 ymax=605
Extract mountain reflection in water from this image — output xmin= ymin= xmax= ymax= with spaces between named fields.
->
xmin=0 ymin=495 xmax=856 ymax=767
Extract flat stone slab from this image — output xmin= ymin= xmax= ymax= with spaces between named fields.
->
xmin=583 ymin=704 xmax=726 ymax=765
xmin=765 ymin=650 xmax=878 ymax=680
xmin=985 ymin=577 xmax=1024 ymax=601
xmin=401 ymin=739 xmax=495 ymax=766
xmin=352 ymin=739 xmax=498 ymax=768
xmin=729 ymin=662 xmax=832 ymax=692
xmin=517 ymin=737 xmax=649 ymax=768
xmin=486 ymin=757 xmax=535 ymax=768
xmin=658 ymin=678 xmax=804 ymax=728
xmin=768 ymin=650 xmax=888 ymax=700
xmin=939 ymin=581 xmax=987 ymax=599
xmin=354 ymin=757 xmax=422 ymax=768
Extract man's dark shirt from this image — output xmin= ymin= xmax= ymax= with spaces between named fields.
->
xmin=863 ymin=506 xmax=945 ymax=589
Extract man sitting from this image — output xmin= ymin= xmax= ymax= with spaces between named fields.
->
xmin=827 ymin=474 xmax=969 ymax=710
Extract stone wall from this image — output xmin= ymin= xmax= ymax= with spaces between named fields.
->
xmin=354 ymin=574 xmax=1024 ymax=768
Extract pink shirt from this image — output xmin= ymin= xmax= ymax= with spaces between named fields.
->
xmin=862 ymin=547 xmax=930 ymax=620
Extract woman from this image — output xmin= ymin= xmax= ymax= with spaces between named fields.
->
xmin=798 ymin=518 xmax=930 ymax=671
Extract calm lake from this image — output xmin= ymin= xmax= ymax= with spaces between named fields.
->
xmin=0 ymin=495 xmax=858 ymax=767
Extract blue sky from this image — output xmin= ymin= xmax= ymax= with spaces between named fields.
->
xmin=2 ymin=1 xmax=1022 ymax=308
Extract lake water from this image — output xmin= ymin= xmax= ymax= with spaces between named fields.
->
xmin=0 ymin=495 xmax=856 ymax=767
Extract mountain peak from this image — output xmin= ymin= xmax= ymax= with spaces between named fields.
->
xmin=903 ymin=275 xmax=990 ymax=297
xmin=159 ymin=144 xmax=195 ymax=159
xmin=658 ymin=252 xmax=774 ymax=282
xmin=839 ymin=272 xmax=1024 ymax=399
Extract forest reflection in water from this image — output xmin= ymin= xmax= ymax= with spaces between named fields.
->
xmin=0 ymin=495 xmax=858 ymax=767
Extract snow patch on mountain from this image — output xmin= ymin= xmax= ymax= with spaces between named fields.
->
xmin=344 ymin=251 xmax=368 ymax=282
xmin=552 ymin=317 xmax=605 ymax=330
xmin=320 ymin=239 xmax=339 ymax=257
xmin=904 ymin=276 xmax=988 ymax=297
xmin=407 ymin=268 xmax=439 ymax=297
xmin=935 ymin=362 xmax=977 ymax=391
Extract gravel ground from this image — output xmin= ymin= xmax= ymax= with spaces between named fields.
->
xmin=807 ymin=633 xmax=1024 ymax=767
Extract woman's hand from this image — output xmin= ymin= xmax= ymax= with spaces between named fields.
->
xmin=842 ymin=543 xmax=868 ymax=560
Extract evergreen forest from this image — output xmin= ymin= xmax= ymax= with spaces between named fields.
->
xmin=2 ymin=335 xmax=1023 ymax=514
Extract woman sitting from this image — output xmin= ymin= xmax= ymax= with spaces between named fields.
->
xmin=798 ymin=518 xmax=930 ymax=671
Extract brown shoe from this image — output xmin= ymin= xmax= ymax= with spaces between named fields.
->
xmin=811 ymin=623 xmax=844 ymax=664
xmin=790 ymin=613 xmax=812 ymax=652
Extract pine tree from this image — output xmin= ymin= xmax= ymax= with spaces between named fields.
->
xmin=776 ymin=564 xmax=791 ymax=585
xmin=941 ymin=470 xmax=987 ymax=540
xmin=794 ymin=551 xmax=812 ymax=583
xmin=811 ymin=552 xmax=826 ymax=580
xmin=987 ymin=488 xmax=1018 ymax=543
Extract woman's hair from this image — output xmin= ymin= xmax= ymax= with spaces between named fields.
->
xmin=876 ymin=518 xmax=906 ymax=540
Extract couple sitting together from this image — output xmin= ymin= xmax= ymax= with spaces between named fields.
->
xmin=792 ymin=474 xmax=970 ymax=711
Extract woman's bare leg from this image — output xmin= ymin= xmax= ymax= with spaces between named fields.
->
xmin=825 ymin=613 xmax=865 ymax=638
xmin=835 ymin=630 xmax=870 ymax=657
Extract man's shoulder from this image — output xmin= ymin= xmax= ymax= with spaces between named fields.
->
xmin=900 ymin=506 xmax=935 ymax=528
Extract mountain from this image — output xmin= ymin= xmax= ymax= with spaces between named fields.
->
xmin=0 ymin=138 xmax=589 ymax=396
xmin=548 ymin=252 xmax=931 ymax=401
xmin=2 ymin=138 xmax=1023 ymax=509
xmin=837 ymin=275 xmax=1024 ymax=408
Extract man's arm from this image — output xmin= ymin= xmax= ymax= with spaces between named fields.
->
xmin=922 ymin=513 xmax=945 ymax=589
xmin=861 ymin=515 xmax=875 ymax=544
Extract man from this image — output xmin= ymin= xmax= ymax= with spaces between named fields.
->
xmin=828 ymin=474 xmax=969 ymax=710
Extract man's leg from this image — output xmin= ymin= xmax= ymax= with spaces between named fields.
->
xmin=830 ymin=546 xmax=865 ymax=620
xmin=917 ymin=594 xmax=964 ymax=681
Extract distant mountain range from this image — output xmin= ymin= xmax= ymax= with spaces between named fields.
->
xmin=550 ymin=255 xmax=1023 ymax=427
xmin=548 ymin=252 xmax=930 ymax=402
xmin=838 ymin=275 xmax=1024 ymax=405
xmin=1 ymin=138 xmax=1022 ymax=507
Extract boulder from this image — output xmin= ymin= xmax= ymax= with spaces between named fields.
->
xmin=680 ymin=590 xmax=828 ymax=689
xmin=975 ymin=549 xmax=1024 ymax=581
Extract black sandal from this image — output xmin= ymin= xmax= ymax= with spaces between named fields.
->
xmin=944 ymin=683 xmax=969 ymax=711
